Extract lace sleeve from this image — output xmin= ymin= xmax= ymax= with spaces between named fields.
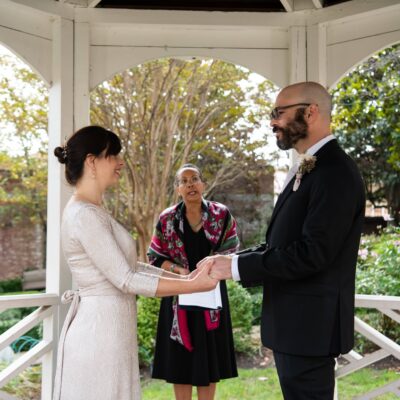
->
xmin=73 ymin=205 xmax=159 ymax=297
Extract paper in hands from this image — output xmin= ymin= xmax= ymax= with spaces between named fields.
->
xmin=178 ymin=282 xmax=222 ymax=310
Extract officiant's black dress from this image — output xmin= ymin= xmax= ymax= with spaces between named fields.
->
xmin=151 ymin=216 xmax=237 ymax=386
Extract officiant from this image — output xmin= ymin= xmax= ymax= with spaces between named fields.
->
xmin=147 ymin=163 xmax=239 ymax=400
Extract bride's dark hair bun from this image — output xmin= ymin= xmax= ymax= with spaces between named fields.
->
xmin=54 ymin=146 xmax=68 ymax=164
xmin=54 ymin=125 xmax=121 ymax=185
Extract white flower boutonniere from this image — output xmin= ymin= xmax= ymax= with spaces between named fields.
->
xmin=293 ymin=154 xmax=317 ymax=192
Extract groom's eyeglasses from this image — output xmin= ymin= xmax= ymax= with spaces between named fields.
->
xmin=270 ymin=103 xmax=311 ymax=120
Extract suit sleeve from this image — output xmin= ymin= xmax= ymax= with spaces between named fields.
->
xmin=238 ymin=166 xmax=364 ymax=283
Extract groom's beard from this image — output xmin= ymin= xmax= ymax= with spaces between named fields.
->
xmin=274 ymin=108 xmax=309 ymax=150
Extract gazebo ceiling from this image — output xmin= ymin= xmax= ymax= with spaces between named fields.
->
xmin=87 ymin=0 xmax=352 ymax=12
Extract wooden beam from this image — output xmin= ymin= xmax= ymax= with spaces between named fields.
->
xmin=0 ymin=294 xmax=58 ymax=313
xmin=88 ymin=0 xmax=101 ymax=7
xmin=6 ymin=0 xmax=74 ymax=19
xmin=307 ymin=0 xmax=400 ymax=26
xmin=336 ymin=349 xmax=389 ymax=378
xmin=280 ymin=0 xmax=294 ymax=12
xmin=312 ymin=0 xmax=324 ymax=9
xmin=355 ymin=317 xmax=400 ymax=359
xmin=60 ymin=0 xmax=88 ymax=6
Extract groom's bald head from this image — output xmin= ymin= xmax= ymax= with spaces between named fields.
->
xmin=278 ymin=82 xmax=332 ymax=120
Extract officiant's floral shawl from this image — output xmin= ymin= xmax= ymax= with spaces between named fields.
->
xmin=148 ymin=199 xmax=239 ymax=351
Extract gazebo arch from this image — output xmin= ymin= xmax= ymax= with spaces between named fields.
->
xmin=90 ymin=52 xmax=283 ymax=90
xmin=329 ymin=39 xmax=400 ymax=89
xmin=0 ymin=1 xmax=400 ymax=398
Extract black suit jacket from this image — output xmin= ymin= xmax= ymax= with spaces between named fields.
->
xmin=238 ymin=139 xmax=365 ymax=357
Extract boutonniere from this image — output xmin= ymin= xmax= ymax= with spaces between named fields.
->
xmin=293 ymin=154 xmax=317 ymax=191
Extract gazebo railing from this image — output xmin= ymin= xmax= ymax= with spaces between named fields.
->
xmin=0 ymin=293 xmax=399 ymax=399
xmin=336 ymin=294 xmax=400 ymax=399
xmin=0 ymin=293 xmax=59 ymax=400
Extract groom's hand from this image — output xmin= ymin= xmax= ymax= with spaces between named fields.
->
xmin=197 ymin=255 xmax=233 ymax=280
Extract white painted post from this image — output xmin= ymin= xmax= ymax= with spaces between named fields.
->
xmin=42 ymin=16 xmax=74 ymax=400
xmin=289 ymin=25 xmax=307 ymax=85
xmin=288 ymin=25 xmax=307 ymax=166
xmin=74 ymin=21 xmax=91 ymax=129
xmin=306 ymin=23 xmax=327 ymax=87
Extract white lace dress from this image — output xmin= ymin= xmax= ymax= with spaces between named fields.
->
xmin=53 ymin=200 xmax=162 ymax=400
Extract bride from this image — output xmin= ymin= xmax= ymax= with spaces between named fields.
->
xmin=53 ymin=125 xmax=217 ymax=400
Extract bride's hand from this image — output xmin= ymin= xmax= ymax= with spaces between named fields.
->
xmin=189 ymin=260 xmax=218 ymax=292
xmin=177 ymin=266 xmax=190 ymax=276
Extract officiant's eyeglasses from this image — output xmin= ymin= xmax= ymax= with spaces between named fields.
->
xmin=177 ymin=176 xmax=202 ymax=186
xmin=270 ymin=103 xmax=311 ymax=120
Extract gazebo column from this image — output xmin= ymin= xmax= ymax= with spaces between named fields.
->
xmin=289 ymin=25 xmax=307 ymax=84
xmin=288 ymin=25 xmax=307 ymax=165
xmin=307 ymin=23 xmax=328 ymax=87
xmin=42 ymin=16 xmax=74 ymax=400
xmin=74 ymin=21 xmax=90 ymax=129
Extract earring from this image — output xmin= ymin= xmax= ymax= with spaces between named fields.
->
xmin=91 ymin=169 xmax=96 ymax=179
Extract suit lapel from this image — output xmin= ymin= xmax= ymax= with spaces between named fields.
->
xmin=265 ymin=177 xmax=295 ymax=238
xmin=265 ymin=139 xmax=340 ymax=240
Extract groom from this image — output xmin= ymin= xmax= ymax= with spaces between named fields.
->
xmin=199 ymin=82 xmax=365 ymax=399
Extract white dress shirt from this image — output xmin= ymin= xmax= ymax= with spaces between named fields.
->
xmin=231 ymin=134 xmax=336 ymax=281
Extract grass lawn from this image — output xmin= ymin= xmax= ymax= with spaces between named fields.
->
xmin=1 ymin=363 xmax=399 ymax=399
xmin=142 ymin=367 xmax=400 ymax=399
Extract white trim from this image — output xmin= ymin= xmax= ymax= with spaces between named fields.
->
xmin=289 ymin=25 xmax=306 ymax=83
xmin=6 ymin=0 xmax=74 ymax=20
xmin=88 ymin=0 xmax=101 ymax=7
xmin=312 ymin=0 xmax=324 ymax=9
xmin=76 ymin=8 xmax=306 ymax=27
xmin=280 ymin=0 xmax=294 ymax=12
xmin=74 ymin=22 xmax=90 ymax=128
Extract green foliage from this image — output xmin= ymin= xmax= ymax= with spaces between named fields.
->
xmin=0 ymin=282 xmax=42 ymax=349
xmin=1 ymin=362 xmax=41 ymax=400
xmin=91 ymin=58 xmax=276 ymax=258
xmin=137 ymin=296 xmax=161 ymax=366
xmin=227 ymin=280 xmax=255 ymax=354
xmin=0 ymin=53 xmax=48 ymax=251
xmin=331 ymin=43 xmax=400 ymax=221
xmin=0 ymin=307 xmax=43 ymax=347
xmin=355 ymin=225 xmax=400 ymax=353
xmin=246 ymin=286 xmax=263 ymax=326
xmin=0 ymin=277 xmax=22 ymax=293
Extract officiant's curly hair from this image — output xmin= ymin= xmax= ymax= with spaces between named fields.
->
xmin=54 ymin=125 xmax=121 ymax=185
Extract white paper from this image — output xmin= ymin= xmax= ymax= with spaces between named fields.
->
xmin=178 ymin=282 xmax=222 ymax=310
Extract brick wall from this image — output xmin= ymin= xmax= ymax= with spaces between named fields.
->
xmin=0 ymin=171 xmax=275 ymax=280
xmin=212 ymin=170 xmax=275 ymax=248
xmin=0 ymin=224 xmax=44 ymax=280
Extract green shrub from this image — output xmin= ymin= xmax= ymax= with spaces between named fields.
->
xmin=0 ymin=277 xmax=22 ymax=293
xmin=0 ymin=308 xmax=43 ymax=349
xmin=0 ymin=282 xmax=42 ymax=349
xmin=1 ymin=362 xmax=41 ymax=399
xmin=246 ymin=286 xmax=263 ymax=325
xmin=137 ymin=296 xmax=161 ymax=367
xmin=227 ymin=280 xmax=255 ymax=354
xmin=355 ymin=225 xmax=400 ymax=353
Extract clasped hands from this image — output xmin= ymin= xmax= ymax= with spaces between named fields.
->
xmin=196 ymin=255 xmax=233 ymax=281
